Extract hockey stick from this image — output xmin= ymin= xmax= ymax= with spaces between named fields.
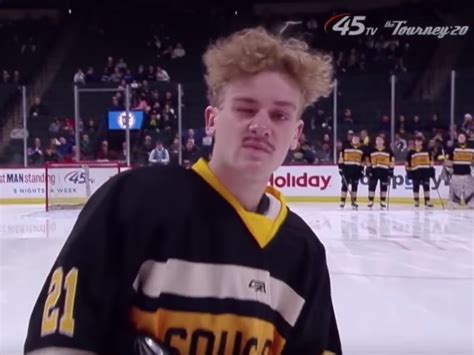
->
xmin=432 ymin=177 xmax=446 ymax=210
xmin=386 ymin=176 xmax=392 ymax=210
xmin=340 ymin=172 xmax=351 ymax=207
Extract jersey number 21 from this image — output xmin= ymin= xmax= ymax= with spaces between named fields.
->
xmin=41 ymin=267 xmax=78 ymax=337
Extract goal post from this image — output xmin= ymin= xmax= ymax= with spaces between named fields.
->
xmin=45 ymin=162 xmax=122 ymax=211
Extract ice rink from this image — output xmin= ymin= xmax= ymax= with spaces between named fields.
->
xmin=0 ymin=203 xmax=473 ymax=355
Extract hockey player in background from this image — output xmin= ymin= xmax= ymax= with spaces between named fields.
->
xmin=338 ymin=133 xmax=364 ymax=209
xmin=365 ymin=135 xmax=395 ymax=209
xmin=444 ymin=132 xmax=474 ymax=209
xmin=24 ymin=28 xmax=342 ymax=355
xmin=405 ymin=135 xmax=435 ymax=208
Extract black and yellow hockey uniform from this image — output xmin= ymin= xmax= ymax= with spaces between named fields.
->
xmin=445 ymin=143 xmax=474 ymax=208
xmin=24 ymin=159 xmax=342 ymax=355
xmin=365 ymin=146 xmax=395 ymax=209
xmin=338 ymin=143 xmax=364 ymax=208
xmin=405 ymin=148 xmax=435 ymax=207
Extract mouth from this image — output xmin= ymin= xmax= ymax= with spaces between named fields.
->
xmin=242 ymin=138 xmax=273 ymax=154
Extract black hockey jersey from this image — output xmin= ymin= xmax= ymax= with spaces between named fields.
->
xmin=25 ymin=159 xmax=341 ymax=355
xmin=338 ymin=143 xmax=364 ymax=176
xmin=405 ymin=148 xmax=433 ymax=174
xmin=366 ymin=147 xmax=394 ymax=171
xmin=445 ymin=144 xmax=474 ymax=175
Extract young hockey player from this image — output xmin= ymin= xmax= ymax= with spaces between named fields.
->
xmin=405 ymin=135 xmax=435 ymax=208
xmin=24 ymin=28 xmax=342 ymax=355
xmin=444 ymin=132 xmax=474 ymax=209
xmin=338 ymin=133 xmax=364 ymax=209
xmin=365 ymin=135 xmax=395 ymax=209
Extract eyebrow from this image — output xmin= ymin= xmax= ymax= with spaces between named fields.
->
xmin=231 ymin=97 xmax=297 ymax=111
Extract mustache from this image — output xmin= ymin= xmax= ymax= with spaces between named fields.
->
xmin=242 ymin=136 xmax=275 ymax=153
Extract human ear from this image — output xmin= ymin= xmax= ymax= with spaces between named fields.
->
xmin=205 ymin=106 xmax=218 ymax=136
xmin=290 ymin=119 xmax=304 ymax=150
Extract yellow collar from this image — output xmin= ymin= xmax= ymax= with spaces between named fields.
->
xmin=191 ymin=158 xmax=288 ymax=248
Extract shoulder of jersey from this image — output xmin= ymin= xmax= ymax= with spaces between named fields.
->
xmin=110 ymin=165 xmax=195 ymax=208
xmin=283 ymin=209 xmax=326 ymax=254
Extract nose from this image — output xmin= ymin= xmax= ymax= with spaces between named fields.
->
xmin=248 ymin=112 xmax=271 ymax=138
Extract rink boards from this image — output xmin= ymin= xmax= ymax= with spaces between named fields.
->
xmin=0 ymin=165 xmax=451 ymax=205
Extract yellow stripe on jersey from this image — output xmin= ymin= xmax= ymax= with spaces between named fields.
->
xmin=343 ymin=150 xmax=363 ymax=165
xmin=370 ymin=152 xmax=391 ymax=168
xmin=130 ymin=308 xmax=286 ymax=354
xmin=411 ymin=152 xmax=431 ymax=168
xmin=453 ymin=149 xmax=474 ymax=164
xmin=191 ymin=159 xmax=288 ymax=249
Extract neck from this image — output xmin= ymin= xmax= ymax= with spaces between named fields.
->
xmin=208 ymin=159 xmax=269 ymax=212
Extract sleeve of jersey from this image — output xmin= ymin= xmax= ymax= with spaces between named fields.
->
xmin=24 ymin=171 xmax=140 ymax=354
xmin=282 ymin=247 xmax=342 ymax=355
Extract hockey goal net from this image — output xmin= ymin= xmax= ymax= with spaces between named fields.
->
xmin=45 ymin=162 xmax=122 ymax=211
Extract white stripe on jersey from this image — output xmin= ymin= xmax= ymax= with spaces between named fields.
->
xmin=133 ymin=259 xmax=305 ymax=327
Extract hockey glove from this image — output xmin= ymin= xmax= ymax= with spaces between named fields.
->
xmin=406 ymin=170 xmax=413 ymax=180
xmin=365 ymin=167 xmax=372 ymax=177
xmin=388 ymin=168 xmax=394 ymax=177
xmin=338 ymin=164 xmax=344 ymax=176
xmin=134 ymin=334 xmax=171 ymax=355
xmin=429 ymin=167 xmax=435 ymax=179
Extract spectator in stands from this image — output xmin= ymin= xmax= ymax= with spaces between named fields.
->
xmin=136 ymin=65 xmax=146 ymax=82
xmin=461 ymin=113 xmax=472 ymax=134
xmin=73 ymin=68 xmax=85 ymax=85
xmin=48 ymin=118 xmax=60 ymax=136
xmin=164 ymin=91 xmax=176 ymax=108
xmin=29 ymin=96 xmax=49 ymax=117
xmin=172 ymin=43 xmax=186 ymax=59
xmin=182 ymin=139 xmax=200 ymax=167
xmin=162 ymin=103 xmax=177 ymax=128
xmin=44 ymin=143 xmax=60 ymax=163
xmin=360 ymin=129 xmax=370 ymax=146
xmin=110 ymin=67 xmax=123 ymax=83
xmin=147 ymin=110 xmax=161 ymax=132
xmin=148 ymin=141 xmax=170 ymax=166
xmin=201 ymin=131 xmax=213 ymax=160
xmin=136 ymin=135 xmax=154 ymax=165
xmin=85 ymin=67 xmax=99 ymax=83
xmin=80 ymin=133 xmax=94 ymax=160
xmin=13 ymin=70 xmax=21 ymax=84
xmin=96 ymin=140 xmax=114 ymax=161
xmin=85 ymin=119 xmax=97 ymax=136
xmin=110 ymin=96 xmax=124 ymax=111
xmin=57 ymin=136 xmax=73 ymax=160
xmin=341 ymin=108 xmax=355 ymax=134
xmin=133 ymin=94 xmax=149 ymax=111
xmin=316 ymin=142 xmax=332 ymax=163
xmin=168 ymin=137 xmax=181 ymax=165
xmin=155 ymin=66 xmax=170 ymax=81
xmin=117 ymin=142 xmax=128 ymax=163
xmin=184 ymin=128 xmax=195 ymax=145
xmin=431 ymin=136 xmax=445 ymax=162
xmin=396 ymin=114 xmax=408 ymax=136
xmin=124 ymin=69 xmax=134 ymax=83
xmin=2 ymin=70 xmax=10 ymax=84
xmin=378 ymin=114 xmax=391 ymax=137
xmin=430 ymin=113 xmax=445 ymax=134
xmin=116 ymin=58 xmax=127 ymax=71
xmin=411 ymin=114 xmax=423 ymax=133
xmin=28 ymin=138 xmax=43 ymax=165
xmin=393 ymin=133 xmax=408 ymax=162
xmin=147 ymin=65 xmax=155 ymax=81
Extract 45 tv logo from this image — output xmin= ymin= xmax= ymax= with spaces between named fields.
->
xmin=64 ymin=171 xmax=94 ymax=185
xmin=324 ymin=14 xmax=378 ymax=36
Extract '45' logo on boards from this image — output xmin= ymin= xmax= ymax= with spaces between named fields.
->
xmin=64 ymin=171 xmax=94 ymax=184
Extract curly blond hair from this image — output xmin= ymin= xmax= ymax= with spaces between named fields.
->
xmin=203 ymin=27 xmax=333 ymax=109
